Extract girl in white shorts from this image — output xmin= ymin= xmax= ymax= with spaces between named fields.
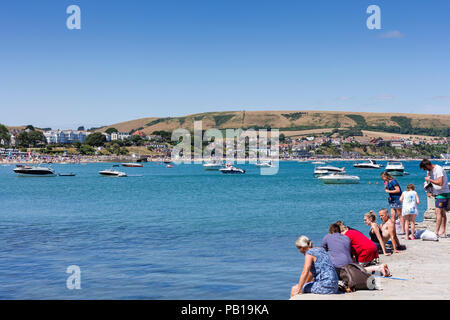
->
xmin=400 ymin=184 xmax=420 ymax=240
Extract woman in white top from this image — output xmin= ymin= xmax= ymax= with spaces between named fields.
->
xmin=400 ymin=184 xmax=420 ymax=240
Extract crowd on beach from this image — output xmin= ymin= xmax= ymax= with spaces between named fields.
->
xmin=291 ymin=159 xmax=450 ymax=296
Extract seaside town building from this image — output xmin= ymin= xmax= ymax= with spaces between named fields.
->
xmin=43 ymin=130 xmax=91 ymax=144
xmin=111 ymin=132 xmax=131 ymax=141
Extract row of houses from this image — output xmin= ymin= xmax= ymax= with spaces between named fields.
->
xmin=42 ymin=130 xmax=134 ymax=144
xmin=290 ymin=135 xmax=449 ymax=150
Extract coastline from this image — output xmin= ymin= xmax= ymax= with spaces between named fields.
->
xmin=1 ymin=157 xmax=442 ymax=165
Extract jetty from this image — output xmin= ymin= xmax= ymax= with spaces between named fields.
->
xmin=291 ymin=196 xmax=450 ymax=300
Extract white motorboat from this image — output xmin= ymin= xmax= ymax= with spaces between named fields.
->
xmin=13 ymin=165 xmax=56 ymax=177
xmin=316 ymin=165 xmax=346 ymax=173
xmin=219 ymin=165 xmax=245 ymax=174
xmin=99 ymin=169 xmax=127 ymax=177
xmin=311 ymin=161 xmax=326 ymax=165
xmin=318 ymin=172 xmax=360 ymax=184
xmin=385 ymin=161 xmax=405 ymax=176
xmin=255 ymin=161 xmax=273 ymax=168
xmin=353 ymin=160 xmax=383 ymax=169
xmin=203 ymin=161 xmax=223 ymax=171
xmin=443 ymin=161 xmax=450 ymax=174
xmin=314 ymin=165 xmax=345 ymax=177
xmin=121 ymin=163 xmax=143 ymax=167
xmin=313 ymin=168 xmax=331 ymax=177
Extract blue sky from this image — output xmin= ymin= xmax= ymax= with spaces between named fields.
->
xmin=0 ymin=0 xmax=449 ymax=129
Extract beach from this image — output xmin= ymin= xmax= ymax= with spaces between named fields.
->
xmin=291 ymin=219 xmax=450 ymax=300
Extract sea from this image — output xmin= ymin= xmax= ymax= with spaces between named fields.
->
xmin=0 ymin=160 xmax=436 ymax=299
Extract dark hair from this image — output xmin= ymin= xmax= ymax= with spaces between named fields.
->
xmin=420 ymin=159 xmax=432 ymax=170
xmin=329 ymin=223 xmax=341 ymax=234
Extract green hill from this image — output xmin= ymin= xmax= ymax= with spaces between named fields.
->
xmin=99 ymin=110 xmax=450 ymax=137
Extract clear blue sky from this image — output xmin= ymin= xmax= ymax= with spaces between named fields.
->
xmin=1 ymin=0 xmax=449 ymax=129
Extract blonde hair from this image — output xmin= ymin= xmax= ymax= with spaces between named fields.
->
xmin=295 ymin=235 xmax=313 ymax=249
xmin=364 ymin=210 xmax=377 ymax=222
xmin=380 ymin=172 xmax=393 ymax=181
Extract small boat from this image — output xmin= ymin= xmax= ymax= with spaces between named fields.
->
xmin=443 ymin=161 xmax=450 ymax=174
xmin=255 ymin=161 xmax=273 ymax=168
xmin=121 ymin=163 xmax=144 ymax=167
xmin=353 ymin=159 xmax=383 ymax=169
xmin=203 ymin=161 xmax=223 ymax=171
xmin=163 ymin=159 xmax=172 ymax=164
xmin=313 ymin=169 xmax=330 ymax=177
xmin=58 ymin=173 xmax=76 ymax=177
xmin=314 ymin=165 xmax=345 ymax=177
xmin=316 ymin=165 xmax=346 ymax=173
xmin=98 ymin=169 xmax=127 ymax=177
xmin=318 ymin=172 xmax=360 ymax=184
xmin=219 ymin=165 xmax=245 ymax=174
xmin=385 ymin=161 xmax=405 ymax=176
xmin=311 ymin=161 xmax=326 ymax=165
xmin=13 ymin=166 xmax=56 ymax=177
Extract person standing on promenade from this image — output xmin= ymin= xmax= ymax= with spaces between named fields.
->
xmin=380 ymin=172 xmax=405 ymax=235
xmin=290 ymin=236 xmax=339 ymax=297
xmin=400 ymin=184 xmax=420 ymax=240
xmin=420 ymin=159 xmax=450 ymax=238
xmin=378 ymin=209 xmax=403 ymax=253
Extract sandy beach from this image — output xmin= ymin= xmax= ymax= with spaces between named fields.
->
xmin=291 ymin=220 xmax=450 ymax=300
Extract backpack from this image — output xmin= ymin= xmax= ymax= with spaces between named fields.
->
xmin=339 ymin=263 xmax=375 ymax=292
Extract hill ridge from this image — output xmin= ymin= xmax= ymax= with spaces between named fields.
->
xmin=98 ymin=110 xmax=450 ymax=137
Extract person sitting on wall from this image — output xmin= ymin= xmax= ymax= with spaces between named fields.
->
xmin=323 ymin=223 xmax=390 ymax=277
xmin=364 ymin=211 xmax=391 ymax=256
xmin=290 ymin=235 xmax=339 ymax=297
xmin=336 ymin=221 xmax=379 ymax=266
xmin=378 ymin=208 xmax=405 ymax=253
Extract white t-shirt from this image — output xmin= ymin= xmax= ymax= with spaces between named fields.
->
xmin=402 ymin=190 xmax=418 ymax=216
xmin=430 ymin=165 xmax=450 ymax=195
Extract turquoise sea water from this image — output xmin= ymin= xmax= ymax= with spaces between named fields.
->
xmin=0 ymin=161 xmax=434 ymax=299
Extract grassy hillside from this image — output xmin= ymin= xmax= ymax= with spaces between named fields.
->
xmin=99 ymin=110 xmax=450 ymax=137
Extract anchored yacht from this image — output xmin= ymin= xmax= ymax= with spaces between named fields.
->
xmin=385 ymin=161 xmax=405 ymax=176
xmin=318 ymin=172 xmax=360 ymax=184
xmin=203 ymin=161 xmax=223 ymax=171
xmin=13 ymin=165 xmax=56 ymax=177
xmin=255 ymin=161 xmax=273 ymax=168
xmin=353 ymin=160 xmax=383 ymax=169
xmin=121 ymin=163 xmax=143 ymax=167
xmin=219 ymin=165 xmax=246 ymax=174
xmin=99 ymin=169 xmax=127 ymax=177
xmin=443 ymin=161 xmax=450 ymax=174
xmin=314 ymin=165 xmax=345 ymax=177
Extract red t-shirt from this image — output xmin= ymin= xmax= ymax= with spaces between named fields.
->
xmin=345 ymin=229 xmax=378 ymax=263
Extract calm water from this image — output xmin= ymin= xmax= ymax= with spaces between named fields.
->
xmin=0 ymin=160 xmax=433 ymax=299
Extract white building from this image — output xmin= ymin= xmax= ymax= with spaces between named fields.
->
xmin=44 ymin=130 xmax=91 ymax=144
xmin=111 ymin=132 xmax=131 ymax=141
xmin=102 ymin=133 xmax=111 ymax=142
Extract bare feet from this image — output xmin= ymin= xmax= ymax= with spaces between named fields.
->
xmin=382 ymin=264 xmax=391 ymax=277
